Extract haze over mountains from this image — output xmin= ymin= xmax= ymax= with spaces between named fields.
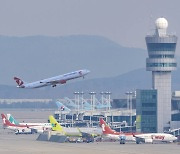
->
xmin=0 ymin=35 xmax=179 ymax=99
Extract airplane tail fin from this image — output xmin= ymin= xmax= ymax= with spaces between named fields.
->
xmin=99 ymin=118 xmax=115 ymax=134
xmin=64 ymin=97 xmax=76 ymax=108
xmin=7 ymin=114 xmax=19 ymax=125
xmin=55 ymin=101 xmax=71 ymax=112
xmin=49 ymin=115 xmax=65 ymax=134
xmin=13 ymin=77 xmax=25 ymax=87
xmin=1 ymin=113 xmax=13 ymax=127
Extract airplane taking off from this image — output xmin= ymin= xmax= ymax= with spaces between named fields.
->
xmin=14 ymin=69 xmax=90 ymax=88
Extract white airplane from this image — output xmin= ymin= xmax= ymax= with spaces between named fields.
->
xmin=14 ymin=69 xmax=90 ymax=88
xmin=134 ymin=133 xmax=177 ymax=144
xmin=1 ymin=114 xmax=51 ymax=134
xmin=100 ymin=118 xmax=177 ymax=144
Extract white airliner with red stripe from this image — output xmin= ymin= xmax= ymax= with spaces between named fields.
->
xmin=100 ymin=118 xmax=177 ymax=143
xmin=133 ymin=133 xmax=177 ymax=144
xmin=14 ymin=69 xmax=90 ymax=88
xmin=1 ymin=114 xmax=51 ymax=134
xmin=99 ymin=118 xmax=137 ymax=141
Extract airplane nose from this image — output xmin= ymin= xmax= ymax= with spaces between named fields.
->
xmin=174 ymin=136 xmax=178 ymax=141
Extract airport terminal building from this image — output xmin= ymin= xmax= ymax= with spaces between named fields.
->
xmin=136 ymin=89 xmax=157 ymax=133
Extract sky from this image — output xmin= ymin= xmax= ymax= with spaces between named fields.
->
xmin=0 ymin=0 xmax=180 ymax=53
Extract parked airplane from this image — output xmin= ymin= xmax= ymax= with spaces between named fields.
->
xmin=49 ymin=115 xmax=96 ymax=142
xmin=64 ymin=97 xmax=77 ymax=109
xmin=133 ymin=133 xmax=177 ymax=144
xmin=49 ymin=115 xmax=82 ymax=136
xmin=55 ymin=101 xmax=71 ymax=112
xmin=2 ymin=113 xmax=51 ymax=134
xmin=8 ymin=113 xmax=52 ymax=132
xmin=99 ymin=118 xmax=136 ymax=142
xmin=64 ymin=97 xmax=91 ymax=110
xmin=14 ymin=69 xmax=90 ymax=88
xmin=1 ymin=113 xmax=34 ymax=134
xmin=100 ymin=118 xmax=177 ymax=144
xmin=95 ymin=98 xmax=111 ymax=109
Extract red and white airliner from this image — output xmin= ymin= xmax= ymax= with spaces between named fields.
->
xmin=14 ymin=69 xmax=90 ymax=88
xmin=1 ymin=114 xmax=51 ymax=134
xmin=99 ymin=118 xmax=137 ymax=141
xmin=133 ymin=133 xmax=177 ymax=144
xmin=100 ymin=118 xmax=177 ymax=144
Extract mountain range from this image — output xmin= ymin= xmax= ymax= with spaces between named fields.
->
xmin=0 ymin=35 xmax=179 ymax=99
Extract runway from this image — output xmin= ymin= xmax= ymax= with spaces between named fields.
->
xmin=0 ymin=129 xmax=179 ymax=154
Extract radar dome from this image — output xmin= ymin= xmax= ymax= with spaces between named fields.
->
xmin=155 ymin=18 xmax=168 ymax=29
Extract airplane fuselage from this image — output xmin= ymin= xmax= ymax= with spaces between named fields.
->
xmin=135 ymin=133 xmax=177 ymax=143
xmin=15 ymin=69 xmax=90 ymax=88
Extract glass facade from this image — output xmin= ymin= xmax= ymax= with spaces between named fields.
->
xmin=136 ymin=89 xmax=157 ymax=133
xmin=147 ymin=43 xmax=176 ymax=52
xmin=149 ymin=55 xmax=174 ymax=58
xmin=147 ymin=63 xmax=177 ymax=67
xmin=172 ymin=113 xmax=180 ymax=121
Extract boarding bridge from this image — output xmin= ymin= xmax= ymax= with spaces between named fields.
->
xmin=169 ymin=128 xmax=180 ymax=137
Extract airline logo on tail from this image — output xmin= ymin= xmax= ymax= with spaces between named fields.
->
xmin=7 ymin=114 xmax=19 ymax=125
xmin=55 ymin=101 xmax=71 ymax=112
xmin=99 ymin=118 xmax=116 ymax=134
xmin=49 ymin=115 xmax=65 ymax=134
xmin=1 ymin=114 xmax=6 ymax=125
xmin=1 ymin=113 xmax=15 ymax=127
xmin=14 ymin=77 xmax=24 ymax=86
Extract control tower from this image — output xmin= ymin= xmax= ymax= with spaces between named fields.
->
xmin=146 ymin=18 xmax=177 ymax=132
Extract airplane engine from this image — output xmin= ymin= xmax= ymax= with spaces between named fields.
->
xmin=136 ymin=138 xmax=153 ymax=144
xmin=59 ymin=80 xmax=66 ymax=84
xmin=144 ymin=138 xmax=153 ymax=143
xmin=15 ymin=128 xmax=32 ymax=135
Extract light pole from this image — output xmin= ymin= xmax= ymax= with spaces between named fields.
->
xmin=100 ymin=92 xmax=104 ymax=106
xmin=74 ymin=92 xmax=80 ymax=119
xmin=89 ymin=92 xmax=96 ymax=112
xmin=89 ymin=92 xmax=96 ymax=127
xmin=80 ymin=91 xmax=84 ymax=110
xmin=105 ymin=92 xmax=111 ymax=111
